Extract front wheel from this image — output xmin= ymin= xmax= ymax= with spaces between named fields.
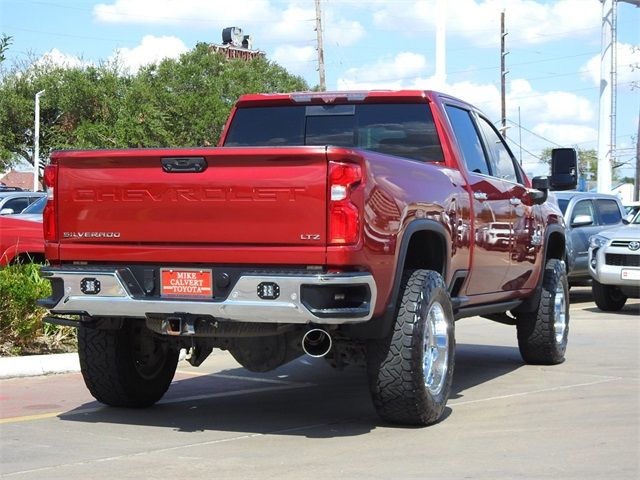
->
xmin=78 ymin=319 xmax=179 ymax=407
xmin=367 ymin=269 xmax=455 ymax=426
xmin=516 ymin=258 xmax=569 ymax=365
xmin=592 ymin=280 xmax=627 ymax=311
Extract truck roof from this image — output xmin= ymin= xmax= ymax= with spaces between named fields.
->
xmin=235 ymin=90 xmax=477 ymax=110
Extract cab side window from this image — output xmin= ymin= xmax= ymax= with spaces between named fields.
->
xmin=445 ymin=105 xmax=491 ymax=176
xmin=476 ymin=117 xmax=519 ymax=184
xmin=595 ymin=199 xmax=622 ymax=225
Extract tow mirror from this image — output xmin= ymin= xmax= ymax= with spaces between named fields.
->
xmin=529 ymin=176 xmax=549 ymax=205
xmin=550 ymin=148 xmax=578 ymax=190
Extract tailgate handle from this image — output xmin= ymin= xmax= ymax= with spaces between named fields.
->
xmin=161 ymin=157 xmax=207 ymax=173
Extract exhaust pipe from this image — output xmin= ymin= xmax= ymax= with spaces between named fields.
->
xmin=302 ymin=328 xmax=332 ymax=358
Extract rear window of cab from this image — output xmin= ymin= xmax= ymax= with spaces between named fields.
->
xmin=224 ymin=103 xmax=444 ymax=163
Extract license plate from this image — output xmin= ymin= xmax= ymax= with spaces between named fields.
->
xmin=621 ymin=269 xmax=640 ymax=281
xmin=160 ymin=269 xmax=213 ymax=298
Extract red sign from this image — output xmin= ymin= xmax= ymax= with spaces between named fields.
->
xmin=161 ymin=269 xmax=213 ymax=298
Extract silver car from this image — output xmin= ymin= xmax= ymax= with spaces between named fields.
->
xmin=588 ymin=212 xmax=640 ymax=311
xmin=0 ymin=190 xmax=46 ymax=215
xmin=555 ymin=191 xmax=626 ymax=284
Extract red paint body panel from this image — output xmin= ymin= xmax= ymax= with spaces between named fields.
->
xmin=0 ymin=217 xmax=44 ymax=266
xmin=54 ymin=147 xmax=327 ymax=247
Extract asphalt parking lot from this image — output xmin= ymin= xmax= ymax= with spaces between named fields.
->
xmin=1 ymin=287 xmax=638 ymax=479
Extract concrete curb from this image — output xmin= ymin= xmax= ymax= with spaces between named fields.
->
xmin=0 ymin=353 xmax=80 ymax=379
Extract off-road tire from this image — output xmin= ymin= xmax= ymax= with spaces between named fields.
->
xmin=516 ymin=259 xmax=569 ymax=365
xmin=592 ymin=280 xmax=627 ymax=311
xmin=78 ymin=319 xmax=179 ymax=407
xmin=367 ymin=269 xmax=455 ymax=426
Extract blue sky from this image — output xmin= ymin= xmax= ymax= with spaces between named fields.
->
xmin=1 ymin=0 xmax=639 ymax=178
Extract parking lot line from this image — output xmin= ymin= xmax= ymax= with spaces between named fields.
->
xmin=0 ymin=381 xmax=313 ymax=426
xmin=450 ymin=376 xmax=622 ymax=407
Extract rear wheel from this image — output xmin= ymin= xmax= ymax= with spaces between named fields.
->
xmin=367 ymin=269 xmax=455 ymax=426
xmin=78 ymin=319 xmax=178 ymax=407
xmin=516 ymin=259 xmax=569 ymax=365
xmin=592 ymin=280 xmax=627 ymax=311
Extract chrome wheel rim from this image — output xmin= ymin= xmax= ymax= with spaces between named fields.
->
xmin=554 ymin=283 xmax=567 ymax=344
xmin=422 ymin=301 xmax=449 ymax=395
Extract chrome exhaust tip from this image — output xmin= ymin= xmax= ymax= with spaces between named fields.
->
xmin=302 ymin=328 xmax=332 ymax=358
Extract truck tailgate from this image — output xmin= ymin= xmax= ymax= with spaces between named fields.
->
xmin=56 ymin=147 xmax=327 ymax=248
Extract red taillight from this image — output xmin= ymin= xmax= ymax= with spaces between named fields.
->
xmin=43 ymin=165 xmax=58 ymax=241
xmin=328 ymin=161 xmax=361 ymax=245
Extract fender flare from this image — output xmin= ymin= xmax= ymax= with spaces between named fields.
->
xmin=512 ymin=223 xmax=566 ymax=314
xmin=349 ymin=219 xmax=451 ymax=339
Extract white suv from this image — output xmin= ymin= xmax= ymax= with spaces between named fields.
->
xmin=588 ymin=211 xmax=640 ymax=311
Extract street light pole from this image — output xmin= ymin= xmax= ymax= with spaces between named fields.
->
xmin=33 ymin=89 xmax=45 ymax=192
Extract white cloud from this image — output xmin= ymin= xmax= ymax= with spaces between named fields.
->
xmin=94 ymin=0 xmax=271 ymax=26
xmin=337 ymin=52 xmax=429 ymax=90
xmin=110 ymin=35 xmax=188 ymax=73
xmin=37 ymin=49 xmax=88 ymax=69
xmin=336 ymin=54 xmax=593 ymax=124
xmin=372 ymin=0 xmax=601 ymax=48
xmin=271 ymin=45 xmax=316 ymax=75
xmin=533 ymin=123 xmax=598 ymax=146
xmin=583 ymin=42 xmax=640 ymax=89
xmin=94 ymin=1 xmax=365 ymax=51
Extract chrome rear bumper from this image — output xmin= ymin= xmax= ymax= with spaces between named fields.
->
xmin=39 ymin=268 xmax=377 ymax=325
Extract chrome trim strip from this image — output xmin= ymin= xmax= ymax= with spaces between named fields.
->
xmin=44 ymin=270 xmax=377 ymax=325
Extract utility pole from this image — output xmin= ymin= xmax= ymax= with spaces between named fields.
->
xmin=33 ymin=89 xmax=45 ymax=192
xmin=500 ymin=11 xmax=508 ymax=137
xmin=314 ymin=0 xmax=326 ymax=91
xmin=635 ymin=109 xmax=639 ymax=201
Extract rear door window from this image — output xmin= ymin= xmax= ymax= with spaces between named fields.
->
xmin=224 ymin=103 xmax=444 ymax=162
xmin=476 ymin=116 xmax=520 ymax=184
xmin=595 ymin=199 xmax=622 ymax=225
xmin=445 ymin=105 xmax=490 ymax=176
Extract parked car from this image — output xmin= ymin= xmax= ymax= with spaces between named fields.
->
xmin=0 ymin=191 xmax=46 ymax=215
xmin=9 ymin=195 xmax=47 ymax=222
xmin=588 ymin=212 xmax=640 ymax=311
xmin=0 ymin=216 xmax=45 ymax=266
xmin=623 ymin=201 xmax=640 ymax=222
xmin=554 ymin=191 xmax=626 ymax=284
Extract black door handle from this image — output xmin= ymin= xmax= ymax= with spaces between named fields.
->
xmin=161 ymin=157 xmax=207 ymax=173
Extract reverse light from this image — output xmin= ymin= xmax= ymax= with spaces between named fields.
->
xmin=328 ymin=161 xmax=362 ymax=245
xmin=43 ymin=164 xmax=58 ymax=241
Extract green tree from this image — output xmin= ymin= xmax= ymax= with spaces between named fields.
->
xmin=0 ymin=43 xmax=307 ymax=171
xmin=540 ymin=147 xmax=631 ymax=184
xmin=0 ymin=34 xmax=12 ymax=64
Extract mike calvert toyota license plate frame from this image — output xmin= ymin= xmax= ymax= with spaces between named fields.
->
xmin=160 ymin=268 xmax=213 ymax=298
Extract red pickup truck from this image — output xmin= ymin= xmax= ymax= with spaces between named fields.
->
xmin=40 ymin=90 xmax=577 ymax=425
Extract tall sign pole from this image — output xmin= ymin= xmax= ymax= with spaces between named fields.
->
xmin=33 ymin=90 xmax=45 ymax=192
xmin=597 ymin=0 xmax=615 ymax=193
xmin=314 ymin=0 xmax=326 ymax=91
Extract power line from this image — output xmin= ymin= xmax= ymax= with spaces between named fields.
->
xmin=506 ymin=119 xmax=563 ymax=147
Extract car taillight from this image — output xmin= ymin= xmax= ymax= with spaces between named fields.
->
xmin=43 ymin=164 xmax=58 ymax=241
xmin=328 ymin=161 xmax=361 ymax=245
